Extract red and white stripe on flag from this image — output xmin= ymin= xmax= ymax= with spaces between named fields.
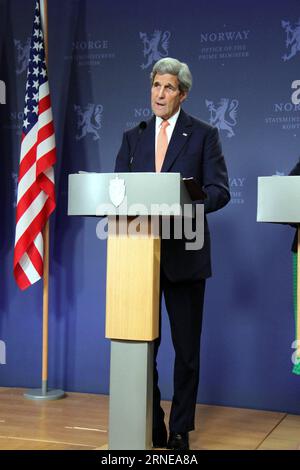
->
xmin=14 ymin=0 xmax=56 ymax=290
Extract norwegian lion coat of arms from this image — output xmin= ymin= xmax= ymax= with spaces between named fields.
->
xmin=139 ymin=30 xmax=170 ymax=69
xmin=74 ymin=103 xmax=103 ymax=141
xmin=205 ymin=98 xmax=239 ymax=138
xmin=281 ymin=19 xmax=300 ymax=61
xmin=14 ymin=38 xmax=31 ymax=75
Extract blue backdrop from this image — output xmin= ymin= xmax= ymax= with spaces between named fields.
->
xmin=1 ymin=0 xmax=300 ymax=414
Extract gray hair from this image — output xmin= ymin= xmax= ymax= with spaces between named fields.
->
xmin=150 ymin=57 xmax=192 ymax=93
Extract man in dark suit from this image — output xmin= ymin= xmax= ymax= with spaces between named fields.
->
xmin=289 ymin=159 xmax=300 ymax=252
xmin=115 ymin=58 xmax=230 ymax=450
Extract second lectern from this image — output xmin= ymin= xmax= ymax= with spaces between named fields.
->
xmin=257 ymin=175 xmax=300 ymax=375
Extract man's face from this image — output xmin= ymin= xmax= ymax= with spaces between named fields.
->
xmin=151 ymin=73 xmax=187 ymax=120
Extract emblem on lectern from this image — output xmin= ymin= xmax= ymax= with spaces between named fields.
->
xmin=109 ymin=176 xmax=126 ymax=207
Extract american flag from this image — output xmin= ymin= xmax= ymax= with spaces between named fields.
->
xmin=14 ymin=0 xmax=56 ymax=290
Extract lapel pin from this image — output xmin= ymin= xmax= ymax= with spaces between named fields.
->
xmin=182 ymin=133 xmax=188 ymax=136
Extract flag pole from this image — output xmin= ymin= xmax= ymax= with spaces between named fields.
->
xmin=41 ymin=0 xmax=50 ymax=397
xmin=42 ymin=220 xmax=50 ymax=395
xmin=24 ymin=0 xmax=64 ymax=401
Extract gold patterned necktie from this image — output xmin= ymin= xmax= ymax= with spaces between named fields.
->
xmin=155 ymin=120 xmax=170 ymax=172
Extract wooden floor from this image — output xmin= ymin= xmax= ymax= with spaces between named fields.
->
xmin=0 ymin=387 xmax=300 ymax=450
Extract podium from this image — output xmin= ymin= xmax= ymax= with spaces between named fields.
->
xmin=257 ymin=175 xmax=300 ymax=369
xmin=68 ymin=172 xmax=197 ymax=449
xmin=257 ymin=176 xmax=300 ymax=223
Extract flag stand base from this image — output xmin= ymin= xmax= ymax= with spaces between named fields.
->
xmin=24 ymin=381 xmax=65 ymax=401
xmin=24 ymin=389 xmax=65 ymax=401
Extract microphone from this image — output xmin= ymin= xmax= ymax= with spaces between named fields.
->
xmin=129 ymin=121 xmax=147 ymax=171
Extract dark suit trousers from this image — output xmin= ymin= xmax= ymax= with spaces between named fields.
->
xmin=153 ymin=270 xmax=206 ymax=433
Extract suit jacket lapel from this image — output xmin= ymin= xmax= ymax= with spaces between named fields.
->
xmin=161 ymin=109 xmax=193 ymax=172
xmin=138 ymin=116 xmax=156 ymax=172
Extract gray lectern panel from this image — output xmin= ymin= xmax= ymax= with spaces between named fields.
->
xmin=257 ymin=176 xmax=300 ymax=223
xmin=109 ymin=341 xmax=153 ymax=450
xmin=68 ymin=172 xmax=192 ymax=216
